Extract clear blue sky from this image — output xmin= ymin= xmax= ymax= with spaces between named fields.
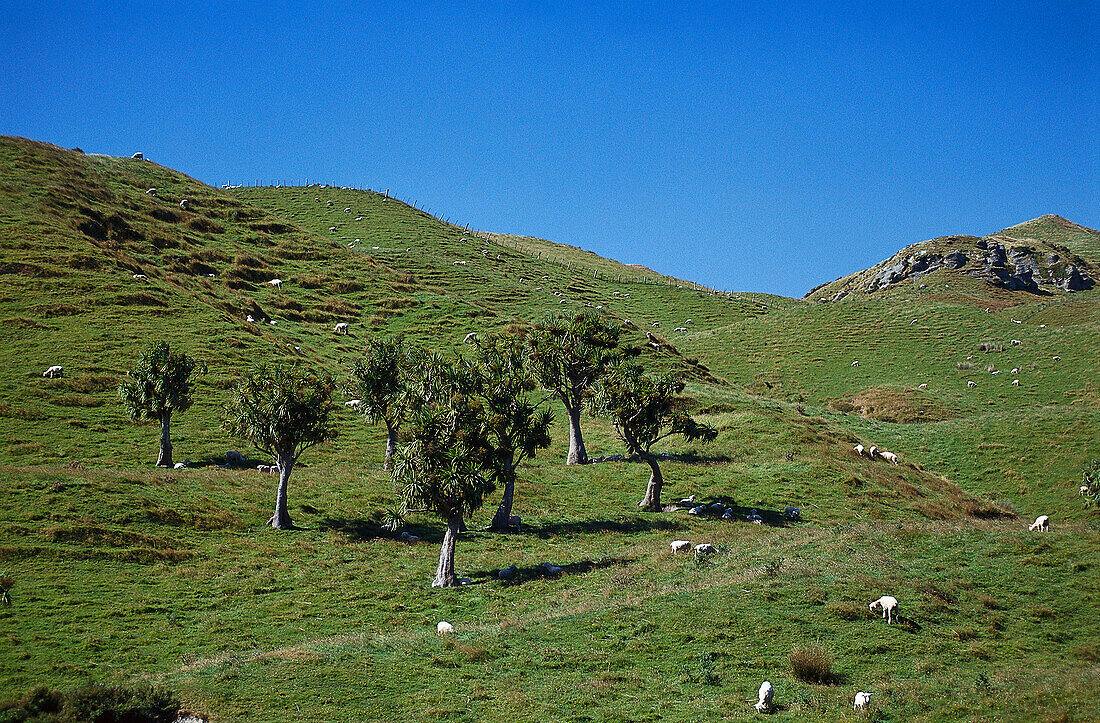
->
xmin=2 ymin=1 xmax=1097 ymax=297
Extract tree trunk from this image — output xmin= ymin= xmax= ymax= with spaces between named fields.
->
xmin=638 ymin=454 xmax=664 ymax=511
xmin=565 ymin=404 xmax=588 ymax=465
xmin=383 ymin=422 xmax=397 ymax=471
xmin=432 ymin=512 xmax=462 ymax=587
xmin=269 ymin=454 xmax=295 ymax=530
xmin=156 ymin=414 xmax=173 ymax=467
xmin=489 ymin=465 xmax=517 ymax=531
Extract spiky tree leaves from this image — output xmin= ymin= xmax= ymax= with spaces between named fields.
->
xmin=393 ymin=353 xmax=494 ymax=587
xmin=590 ymin=359 xmax=717 ymax=511
xmin=223 ymin=363 xmax=337 ymax=530
xmin=526 ymin=311 xmax=620 ymax=465
xmin=118 ymin=341 xmax=203 ymax=467
xmin=346 ymin=336 xmax=420 ymax=470
xmin=470 ymin=333 xmax=553 ymax=531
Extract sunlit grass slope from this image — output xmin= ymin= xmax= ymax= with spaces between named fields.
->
xmin=0 ymin=136 xmax=1097 ymax=722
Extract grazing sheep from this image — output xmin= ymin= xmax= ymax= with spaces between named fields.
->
xmin=464 ymin=332 xmax=478 ymax=344
xmin=671 ymin=540 xmax=691 ymax=554
xmin=688 ymin=505 xmax=705 ymax=516
xmin=880 ymin=451 xmax=899 ymax=465
xmin=651 ymin=322 xmax=660 ymax=328
xmin=43 ymin=365 xmax=63 ymax=379
xmin=1028 ymin=515 xmax=1050 ymax=532
xmin=329 ymin=226 xmax=337 ymax=232
xmin=343 ymin=207 xmax=351 ymax=214
xmin=344 ymin=399 xmax=361 ymax=408
xmin=869 ymin=595 xmax=899 ymax=623
xmin=326 ymin=200 xmax=333 ymax=207
xmin=1011 ymin=339 xmax=1021 ymax=345
xmin=132 ymin=273 xmax=147 ymax=280
xmin=1011 ymin=368 xmax=1020 ymax=374
xmin=268 ymin=278 xmax=282 ymax=289
xmin=173 ymin=462 xmax=186 ymax=470
xmin=453 ymin=260 xmax=468 ymax=266
xmin=854 ymin=691 xmax=872 ymax=712
xmin=694 ymin=543 xmax=716 ymax=555
xmin=918 ymin=383 xmax=928 ymax=390
xmin=1012 ymin=379 xmax=1020 ymax=386
xmin=146 ymin=188 xmax=157 ymax=196
xmin=179 ymin=199 xmax=190 ymax=210
xmin=867 ymin=446 xmax=879 ymax=458
xmin=246 ymin=315 xmax=255 ymax=323
xmin=334 ymin=322 xmax=349 ymax=334
xmin=755 ymin=681 xmax=774 ymax=713
xmin=436 ymin=621 xmax=454 ymax=635
xmin=1052 ymin=356 xmax=1061 ymax=361
xmin=784 ymin=506 xmax=801 ymax=520
xmin=541 ymin=562 xmax=564 ymax=575
xmin=131 ymin=152 xmax=143 ymax=159
xmin=968 ymin=380 xmax=977 ymax=388
xmin=1081 ymin=485 xmax=1090 ymax=496
xmin=679 ymin=494 xmax=697 ymax=504
xmin=851 ymin=361 xmax=859 ymax=367
xmin=854 ymin=444 xmax=866 ymax=457
xmin=269 ymin=320 xmax=277 ymax=326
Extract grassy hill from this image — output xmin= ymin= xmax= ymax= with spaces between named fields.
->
xmin=0 ymin=136 xmax=1097 ymax=722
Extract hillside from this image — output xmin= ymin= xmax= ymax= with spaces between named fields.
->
xmin=805 ymin=215 xmax=1099 ymax=303
xmin=0 ymin=136 xmax=1098 ymax=722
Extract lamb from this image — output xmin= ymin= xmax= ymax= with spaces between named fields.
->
xmin=436 ymin=621 xmax=454 ymax=635
xmin=179 ymin=199 xmax=190 ymax=210
xmin=880 ymin=451 xmax=899 ymax=465
xmin=651 ymin=322 xmax=660 ymax=328
xmin=854 ymin=691 xmax=872 ymax=712
xmin=670 ymin=540 xmax=691 ymax=554
xmin=329 ymin=226 xmax=337 ymax=232
xmin=867 ymin=446 xmax=879 ymax=458
xmin=453 ymin=260 xmax=468 ymax=266
xmin=173 ymin=462 xmax=186 ymax=470
xmin=1011 ymin=339 xmax=1021 ymax=345
xmin=1028 ymin=515 xmax=1050 ymax=532
xmin=268 ymin=278 xmax=282 ymax=289
xmin=853 ymin=444 xmax=866 ymax=457
xmin=132 ymin=273 xmax=147 ymax=280
xmin=918 ymin=383 xmax=928 ymax=390
xmin=1011 ymin=368 xmax=1019 ymax=374
xmin=851 ymin=361 xmax=860 ymax=367
xmin=344 ymin=399 xmax=361 ymax=408
xmin=869 ymin=595 xmax=898 ymax=623
xmin=246 ymin=315 xmax=255 ymax=323
xmin=43 ymin=365 xmax=63 ymax=378
xmin=146 ymin=188 xmax=157 ymax=196
xmin=968 ymin=380 xmax=977 ymax=388
xmin=334 ymin=322 xmax=349 ymax=334
xmin=755 ymin=681 xmax=774 ymax=713
xmin=464 ymin=332 xmax=478 ymax=344
xmin=1012 ymin=379 xmax=1020 ymax=386
xmin=679 ymin=494 xmax=696 ymax=504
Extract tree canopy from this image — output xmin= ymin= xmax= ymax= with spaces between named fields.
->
xmin=346 ymin=335 xmax=421 ymax=470
xmin=118 ymin=340 xmax=203 ymax=466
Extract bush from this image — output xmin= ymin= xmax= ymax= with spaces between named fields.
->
xmin=0 ymin=684 xmax=177 ymax=723
xmin=790 ymin=643 xmax=834 ymax=684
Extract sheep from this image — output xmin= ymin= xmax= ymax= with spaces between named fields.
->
xmin=1012 ymin=379 xmax=1020 ymax=386
xmin=869 ymin=595 xmax=898 ymax=623
xmin=329 ymin=226 xmax=337 ymax=232
xmin=464 ymin=332 xmax=478 ymax=344
xmin=146 ymin=188 xmax=157 ymax=196
xmin=851 ymin=361 xmax=859 ymax=367
xmin=1028 ymin=515 xmax=1049 ymax=532
xmin=400 ymin=531 xmax=420 ymax=543
xmin=173 ymin=462 xmax=186 ymax=470
xmin=854 ymin=444 xmax=866 ymax=457
xmin=225 ymin=450 xmax=245 ymax=466
xmin=326 ymin=200 xmax=333 ymax=207
xmin=867 ymin=446 xmax=879 ymax=458
xmin=268 ymin=278 xmax=282 ymax=289
xmin=1011 ymin=368 xmax=1020 ymax=374
xmin=688 ymin=505 xmax=705 ymax=516
xmin=1081 ymin=485 xmax=1090 ymax=496
xmin=344 ymin=399 xmax=362 ymax=408
xmin=541 ymin=562 xmax=563 ymax=575
xmin=43 ymin=365 xmax=63 ymax=379
xmin=784 ymin=506 xmax=801 ymax=520
xmin=179 ymin=199 xmax=190 ymax=210
xmin=854 ymin=691 xmax=872 ymax=711
xmin=694 ymin=543 xmax=716 ymax=555
xmin=1052 ymin=356 xmax=1061 ymax=361
xmin=343 ymin=207 xmax=351 ymax=214
xmin=453 ymin=260 xmax=468 ymax=266
xmin=679 ymin=494 xmax=697 ymax=504
xmin=436 ymin=621 xmax=454 ymax=635
xmin=131 ymin=152 xmax=143 ymax=159
xmin=508 ymin=515 xmax=522 ymax=529
xmin=334 ymin=322 xmax=349 ymax=334
xmin=968 ymin=380 xmax=977 ymax=388
xmin=1011 ymin=339 xmax=1021 ymax=345
xmin=246 ymin=315 xmax=255 ymax=323
xmin=671 ymin=540 xmax=691 ymax=554
xmin=674 ymin=326 xmax=687 ymax=332
xmin=918 ymin=383 xmax=928 ymax=390
xmin=132 ymin=273 xmax=148 ymax=280
xmin=651 ymin=322 xmax=660 ymax=328
xmin=269 ymin=320 xmax=277 ymax=326
xmin=755 ymin=681 xmax=774 ymax=713
xmin=880 ymin=451 xmax=899 ymax=465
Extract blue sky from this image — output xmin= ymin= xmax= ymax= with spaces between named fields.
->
xmin=2 ymin=1 xmax=1097 ymax=297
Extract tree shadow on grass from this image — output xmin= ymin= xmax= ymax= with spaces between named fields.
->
xmin=530 ymin=516 xmax=687 ymax=539
xmin=316 ymin=513 xmax=395 ymax=543
xmin=469 ymin=556 xmax=634 ymax=587
xmin=668 ymin=496 xmax=798 ymax=527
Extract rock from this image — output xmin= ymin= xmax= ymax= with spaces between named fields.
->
xmin=1060 ymin=265 xmax=1094 ymax=291
xmin=944 ymin=251 xmax=967 ymax=269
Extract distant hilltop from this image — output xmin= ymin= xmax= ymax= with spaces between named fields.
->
xmin=805 ymin=215 xmax=1099 ymax=302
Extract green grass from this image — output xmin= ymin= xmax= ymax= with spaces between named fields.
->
xmin=1 ymin=136 xmax=1098 ymax=721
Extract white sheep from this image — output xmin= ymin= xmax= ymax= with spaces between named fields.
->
xmin=464 ymin=332 xmax=477 ymax=344
xmin=854 ymin=691 xmax=872 ymax=711
xmin=1011 ymin=339 xmax=1021 ymax=345
xmin=268 ymin=278 xmax=282 ymax=289
xmin=651 ymin=322 xmax=660 ymax=328
xmin=880 ymin=451 xmax=899 ymax=465
xmin=670 ymin=540 xmax=691 ymax=554
xmin=132 ymin=273 xmax=147 ymax=280
xmin=1052 ymin=356 xmax=1061 ymax=361
xmin=679 ymin=494 xmax=696 ymax=504
xmin=453 ymin=260 xmax=468 ymax=266
xmin=146 ymin=188 xmax=157 ymax=196
xmin=867 ymin=446 xmax=879 ymax=458
xmin=1011 ymin=368 xmax=1020 ymax=374
xmin=334 ymin=322 xmax=349 ymax=334
xmin=131 ymin=152 xmax=143 ymax=159
xmin=674 ymin=326 xmax=687 ymax=332
xmin=436 ymin=621 xmax=454 ymax=635
xmin=1012 ymin=379 xmax=1020 ymax=386
xmin=344 ymin=399 xmax=361 ymax=408
xmin=246 ymin=315 xmax=255 ymax=323
xmin=343 ymin=207 xmax=351 ymax=214
xmin=918 ymin=383 xmax=928 ymax=390
xmin=173 ymin=462 xmax=186 ymax=470
xmin=694 ymin=543 xmax=716 ymax=555
xmin=179 ymin=199 xmax=190 ymax=210
xmin=968 ymin=380 xmax=976 ymax=388
xmin=851 ymin=360 xmax=859 ymax=367
xmin=755 ymin=681 xmax=774 ymax=713
xmin=869 ymin=595 xmax=898 ymax=623
xmin=1028 ymin=515 xmax=1049 ymax=532
xmin=1081 ymin=485 xmax=1090 ymax=496
xmin=853 ymin=444 xmax=866 ymax=457
xmin=43 ymin=365 xmax=63 ymax=379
